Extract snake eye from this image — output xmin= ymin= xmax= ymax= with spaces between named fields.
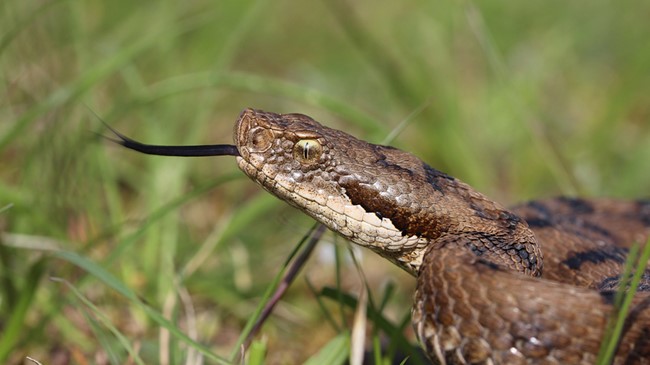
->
xmin=293 ymin=139 xmax=322 ymax=164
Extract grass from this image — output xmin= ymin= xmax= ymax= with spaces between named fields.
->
xmin=597 ymin=237 xmax=650 ymax=364
xmin=1 ymin=0 xmax=649 ymax=364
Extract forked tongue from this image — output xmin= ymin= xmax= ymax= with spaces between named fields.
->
xmin=103 ymin=124 xmax=239 ymax=157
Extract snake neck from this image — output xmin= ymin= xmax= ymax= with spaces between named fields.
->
xmin=399 ymin=178 xmax=544 ymax=277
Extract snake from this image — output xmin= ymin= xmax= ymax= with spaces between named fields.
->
xmin=110 ymin=108 xmax=650 ymax=364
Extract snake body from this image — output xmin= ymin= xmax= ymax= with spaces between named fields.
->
xmin=233 ymin=108 xmax=650 ymax=364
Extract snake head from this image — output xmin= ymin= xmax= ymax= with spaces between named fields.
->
xmin=235 ymin=108 xmax=347 ymax=215
xmin=235 ymin=108 xmax=433 ymax=274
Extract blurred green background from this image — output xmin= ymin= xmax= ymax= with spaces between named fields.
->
xmin=1 ymin=0 xmax=649 ymax=364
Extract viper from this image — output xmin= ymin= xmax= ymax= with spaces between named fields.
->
xmin=108 ymin=108 xmax=650 ymax=364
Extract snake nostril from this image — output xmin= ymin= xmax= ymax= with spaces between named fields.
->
xmin=247 ymin=127 xmax=274 ymax=152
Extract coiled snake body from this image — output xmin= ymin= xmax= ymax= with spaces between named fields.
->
xmin=112 ymin=108 xmax=650 ymax=364
xmin=233 ymin=109 xmax=650 ymax=365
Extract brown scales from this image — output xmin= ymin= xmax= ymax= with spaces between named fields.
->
xmin=232 ymin=109 xmax=650 ymax=364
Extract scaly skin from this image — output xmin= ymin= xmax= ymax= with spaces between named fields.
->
xmin=233 ymin=108 xmax=650 ymax=364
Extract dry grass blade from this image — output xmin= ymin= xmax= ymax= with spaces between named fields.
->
xmin=350 ymin=288 xmax=368 ymax=365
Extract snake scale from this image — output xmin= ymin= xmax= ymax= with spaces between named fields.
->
xmin=112 ymin=108 xmax=650 ymax=364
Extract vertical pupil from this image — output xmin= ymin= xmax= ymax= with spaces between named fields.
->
xmin=303 ymin=142 xmax=310 ymax=159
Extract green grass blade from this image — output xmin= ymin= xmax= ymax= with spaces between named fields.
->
xmin=52 ymin=277 xmax=145 ymax=365
xmin=0 ymin=258 xmax=46 ymax=362
xmin=303 ymin=332 xmax=350 ymax=365
xmin=247 ymin=339 xmax=267 ymax=365
xmin=80 ymin=307 xmax=123 ymax=365
xmin=53 ymin=250 xmax=231 ymax=365
xmin=596 ymin=237 xmax=650 ymax=364
xmin=319 ymin=287 xmax=419 ymax=362
xmin=0 ymin=204 xmax=13 ymax=214
xmin=304 ymin=276 xmax=341 ymax=333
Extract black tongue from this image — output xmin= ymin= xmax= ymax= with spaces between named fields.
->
xmin=103 ymin=125 xmax=240 ymax=157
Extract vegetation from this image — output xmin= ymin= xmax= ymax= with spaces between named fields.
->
xmin=1 ymin=0 xmax=649 ymax=364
